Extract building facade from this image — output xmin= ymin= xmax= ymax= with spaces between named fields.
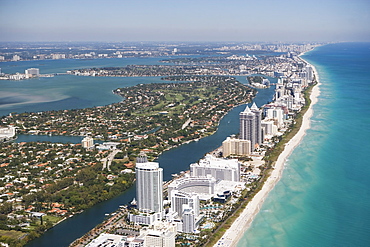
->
xmin=170 ymin=190 xmax=199 ymax=218
xmin=190 ymin=155 xmax=240 ymax=182
xmin=222 ymin=135 xmax=251 ymax=157
xmin=135 ymin=162 xmax=163 ymax=214
xmin=81 ymin=136 xmax=94 ymax=149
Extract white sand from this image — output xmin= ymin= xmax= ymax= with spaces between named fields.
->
xmin=214 ymin=62 xmax=320 ymax=247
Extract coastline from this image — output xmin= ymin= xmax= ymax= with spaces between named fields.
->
xmin=215 ymin=60 xmax=321 ymax=247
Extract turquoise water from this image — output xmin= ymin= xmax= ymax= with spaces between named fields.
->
xmin=237 ymin=43 xmax=370 ymax=246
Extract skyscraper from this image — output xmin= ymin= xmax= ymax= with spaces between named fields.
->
xmin=240 ymin=105 xmax=256 ymax=150
xmin=135 ymin=162 xmax=163 ymax=213
xmin=250 ymin=102 xmax=263 ymax=145
xmin=170 ymin=190 xmax=199 ymax=218
xmin=239 ymin=103 xmax=262 ymax=151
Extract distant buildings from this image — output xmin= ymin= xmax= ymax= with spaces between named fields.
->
xmin=51 ymin=54 xmax=66 ymax=60
xmin=81 ymin=136 xmax=94 ymax=149
xmin=25 ymin=68 xmax=39 ymax=78
xmin=0 ymin=126 xmax=16 ymax=141
xmin=12 ymin=55 xmax=21 ymax=61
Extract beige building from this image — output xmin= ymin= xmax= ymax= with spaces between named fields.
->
xmin=81 ymin=136 xmax=94 ymax=149
xmin=222 ymin=135 xmax=251 ymax=157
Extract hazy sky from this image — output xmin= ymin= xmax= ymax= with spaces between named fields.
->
xmin=1 ymin=0 xmax=369 ymax=42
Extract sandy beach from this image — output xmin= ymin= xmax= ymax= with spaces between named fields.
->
xmin=214 ymin=61 xmax=320 ymax=247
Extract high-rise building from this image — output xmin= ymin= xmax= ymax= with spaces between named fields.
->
xmin=170 ymin=190 xmax=199 ymax=218
xmin=305 ymin=65 xmax=314 ymax=82
xmin=250 ymin=103 xmax=263 ymax=145
xmin=135 ymin=162 xmax=163 ymax=213
xmin=239 ymin=103 xmax=263 ymax=150
xmin=222 ymin=135 xmax=251 ymax=157
xmin=182 ymin=206 xmax=196 ymax=234
xmin=239 ymin=105 xmax=256 ymax=150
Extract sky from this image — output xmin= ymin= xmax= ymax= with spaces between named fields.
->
xmin=0 ymin=0 xmax=369 ymax=42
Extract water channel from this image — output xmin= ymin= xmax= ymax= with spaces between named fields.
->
xmin=24 ymin=83 xmax=275 ymax=247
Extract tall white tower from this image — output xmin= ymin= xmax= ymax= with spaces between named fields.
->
xmin=239 ymin=106 xmax=257 ymax=150
xmin=136 ymin=162 xmax=163 ymax=213
xmin=250 ymin=102 xmax=263 ymax=145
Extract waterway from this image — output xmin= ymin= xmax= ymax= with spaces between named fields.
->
xmin=24 ymin=87 xmax=275 ymax=247
xmin=0 ymin=58 xmax=276 ymax=246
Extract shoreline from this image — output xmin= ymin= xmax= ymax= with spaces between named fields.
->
xmin=215 ymin=59 xmax=321 ymax=246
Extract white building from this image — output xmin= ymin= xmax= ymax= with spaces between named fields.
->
xmin=168 ymin=176 xmax=216 ymax=197
xmin=96 ymin=142 xmax=119 ymax=150
xmin=264 ymin=106 xmax=285 ymax=128
xmin=86 ymin=233 xmax=144 ymax=247
xmin=140 ymin=221 xmax=176 ymax=247
xmin=190 ymin=155 xmax=241 ymax=182
xmin=0 ymin=126 xmax=16 ymax=140
xmin=129 ymin=212 xmax=157 ymax=225
xmin=170 ymin=190 xmax=199 ymax=218
xmin=135 ymin=162 xmax=163 ymax=214
xmin=81 ymin=136 xmax=94 ymax=149
xmin=182 ymin=206 xmax=197 ymax=234
xmin=25 ymin=68 xmax=39 ymax=78
xmin=261 ymin=119 xmax=278 ymax=136
xmin=12 ymin=55 xmax=20 ymax=61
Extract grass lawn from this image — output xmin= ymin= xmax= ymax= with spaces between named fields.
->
xmin=0 ymin=229 xmax=26 ymax=239
xmin=43 ymin=215 xmax=63 ymax=225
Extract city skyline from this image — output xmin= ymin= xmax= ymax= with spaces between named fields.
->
xmin=1 ymin=0 xmax=370 ymax=42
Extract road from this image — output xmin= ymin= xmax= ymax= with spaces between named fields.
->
xmin=102 ymin=149 xmax=121 ymax=171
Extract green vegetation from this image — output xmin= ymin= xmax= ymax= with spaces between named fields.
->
xmin=0 ymin=140 xmax=135 ymax=247
xmin=247 ymin=75 xmax=264 ymax=84
xmin=3 ymin=76 xmax=255 ymax=160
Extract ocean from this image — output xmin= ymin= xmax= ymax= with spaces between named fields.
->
xmin=237 ymin=43 xmax=370 ymax=246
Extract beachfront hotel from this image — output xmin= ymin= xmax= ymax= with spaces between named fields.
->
xmin=135 ymin=161 xmax=163 ymax=214
xmin=190 ymin=154 xmax=241 ymax=182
